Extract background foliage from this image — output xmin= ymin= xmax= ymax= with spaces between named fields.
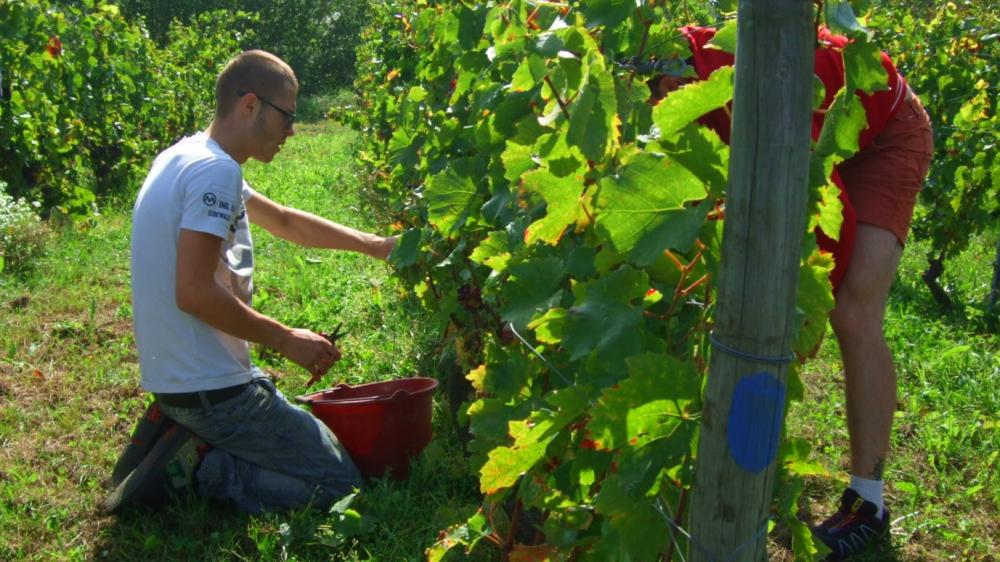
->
xmin=868 ymin=0 xmax=999 ymax=309
xmin=0 ymin=0 xmax=249 ymax=217
xmin=116 ymin=0 xmax=371 ymax=96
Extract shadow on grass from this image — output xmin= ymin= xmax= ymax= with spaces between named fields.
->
xmin=93 ymin=401 xmax=483 ymax=561
xmin=94 ymin=498 xmax=258 ymax=561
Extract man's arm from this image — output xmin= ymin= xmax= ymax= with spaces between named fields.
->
xmin=246 ymin=191 xmax=396 ymax=260
xmin=175 ymin=228 xmax=340 ymax=377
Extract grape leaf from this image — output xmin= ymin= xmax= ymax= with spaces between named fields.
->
xmin=791 ymin=518 xmax=824 ymax=561
xmin=594 ymin=152 xmax=707 ymax=257
xmin=629 ymin=199 xmax=711 ymax=267
xmin=480 ymin=389 xmax=588 ymax=494
xmin=844 ymin=39 xmax=889 ymax=95
xmin=467 ymin=397 xmax=534 ymax=467
xmin=587 ymin=353 xmax=700 ymax=450
xmin=659 ymin=123 xmax=729 ymax=198
xmin=615 ymin=422 xmax=696 ymax=494
xmin=426 ymin=161 xmax=480 ymax=237
xmin=500 ymin=257 xmax=567 ymax=331
xmin=592 ymin=475 xmax=668 ymax=560
xmin=511 ymin=55 xmax=548 ymax=92
xmin=808 ymin=182 xmax=845 ymax=242
xmin=527 ymin=307 xmax=567 ymax=345
xmin=794 ymin=244 xmax=835 ymax=358
xmin=581 ymin=0 xmax=633 ymax=29
xmin=567 ymin=55 xmax=620 ymax=162
xmin=456 ymin=4 xmax=487 ymax=49
xmin=535 ymin=131 xmax=583 ymax=177
xmin=814 ymin=88 xmax=866 ymax=164
xmin=826 ymin=0 xmax=866 ymax=39
xmin=652 ymin=65 xmax=734 ymax=139
xmin=388 ymin=228 xmax=422 ymax=268
xmin=470 ymin=230 xmax=512 ymax=272
xmin=708 ymin=18 xmax=738 ymax=54
xmin=388 ymin=128 xmax=421 ymax=168
xmin=561 ymin=266 xmax=648 ymax=361
xmin=522 ymin=167 xmax=588 ymax=245
xmin=479 ymin=343 xmax=540 ymax=396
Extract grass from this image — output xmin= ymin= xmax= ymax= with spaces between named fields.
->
xmin=1 ymin=119 xmax=997 ymax=560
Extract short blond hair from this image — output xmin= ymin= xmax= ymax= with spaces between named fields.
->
xmin=215 ymin=50 xmax=298 ymax=118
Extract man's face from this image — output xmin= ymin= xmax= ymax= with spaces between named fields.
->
xmin=250 ymin=86 xmax=297 ymax=163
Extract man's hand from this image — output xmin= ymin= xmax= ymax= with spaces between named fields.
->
xmin=275 ymin=328 xmax=341 ymax=383
xmin=376 ymin=235 xmax=398 ymax=261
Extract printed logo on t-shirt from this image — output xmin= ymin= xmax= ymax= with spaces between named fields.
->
xmin=205 ymin=194 xmax=237 ymax=223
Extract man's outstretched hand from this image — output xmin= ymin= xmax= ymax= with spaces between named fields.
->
xmin=376 ymin=235 xmax=398 ymax=261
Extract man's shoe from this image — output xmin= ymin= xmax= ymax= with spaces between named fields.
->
xmin=103 ymin=424 xmax=210 ymax=514
xmin=812 ymin=488 xmax=890 ymax=560
xmin=108 ymin=400 xmax=175 ymax=489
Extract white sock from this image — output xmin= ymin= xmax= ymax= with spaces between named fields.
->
xmin=850 ymin=475 xmax=885 ymax=518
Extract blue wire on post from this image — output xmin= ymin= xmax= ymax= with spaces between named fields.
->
xmin=708 ymin=330 xmax=796 ymax=365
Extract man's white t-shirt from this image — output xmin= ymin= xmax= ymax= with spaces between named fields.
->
xmin=131 ymin=132 xmax=261 ymax=393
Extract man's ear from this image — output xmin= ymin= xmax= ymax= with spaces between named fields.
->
xmin=236 ymin=92 xmax=257 ymax=118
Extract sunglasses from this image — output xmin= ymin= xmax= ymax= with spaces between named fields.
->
xmin=237 ymin=89 xmax=296 ymax=128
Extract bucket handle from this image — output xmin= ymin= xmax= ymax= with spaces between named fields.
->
xmin=294 ymin=382 xmax=353 ymax=405
xmin=295 ymin=384 xmax=413 ymax=405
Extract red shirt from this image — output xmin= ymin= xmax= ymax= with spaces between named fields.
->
xmin=680 ymin=26 xmax=907 ymax=290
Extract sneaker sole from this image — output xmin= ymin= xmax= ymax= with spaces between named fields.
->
xmin=108 ymin=401 xmax=175 ymax=489
xmin=103 ymin=424 xmax=193 ymax=515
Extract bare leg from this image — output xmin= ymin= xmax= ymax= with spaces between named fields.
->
xmin=829 ymin=224 xmax=903 ymax=480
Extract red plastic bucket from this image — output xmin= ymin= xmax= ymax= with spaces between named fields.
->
xmin=296 ymin=377 xmax=438 ymax=480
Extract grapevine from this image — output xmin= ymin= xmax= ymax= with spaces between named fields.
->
xmin=347 ymin=1 xmax=891 ymax=559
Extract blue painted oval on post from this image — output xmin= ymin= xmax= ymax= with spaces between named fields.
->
xmin=727 ymin=372 xmax=787 ymax=473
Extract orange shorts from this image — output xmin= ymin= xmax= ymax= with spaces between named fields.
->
xmin=837 ymin=88 xmax=934 ymax=245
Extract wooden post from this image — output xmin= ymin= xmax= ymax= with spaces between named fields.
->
xmin=688 ymin=1 xmax=815 ymax=561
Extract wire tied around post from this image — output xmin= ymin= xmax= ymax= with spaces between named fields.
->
xmin=708 ymin=330 xmax=796 ymax=365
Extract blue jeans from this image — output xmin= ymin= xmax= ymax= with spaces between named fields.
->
xmin=158 ymin=377 xmax=362 ymax=513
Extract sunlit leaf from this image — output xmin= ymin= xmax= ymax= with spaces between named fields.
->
xmin=587 ymin=353 xmax=700 ymax=450
xmin=522 ymin=168 xmax=588 ymax=245
xmin=426 ymin=161 xmax=480 ymax=237
xmin=652 ymin=65 xmax=734 ymax=139
xmin=469 ymin=230 xmax=512 ymax=271
xmin=594 ymin=152 xmax=707 ymax=259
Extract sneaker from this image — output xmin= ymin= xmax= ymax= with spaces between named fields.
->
xmin=812 ymin=488 xmax=890 ymax=560
xmin=108 ymin=400 xmax=176 ymax=489
xmin=103 ymin=424 xmax=210 ymax=514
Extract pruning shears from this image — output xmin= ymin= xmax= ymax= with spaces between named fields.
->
xmin=320 ymin=322 xmax=350 ymax=347
xmin=305 ymin=323 xmax=349 ymax=388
